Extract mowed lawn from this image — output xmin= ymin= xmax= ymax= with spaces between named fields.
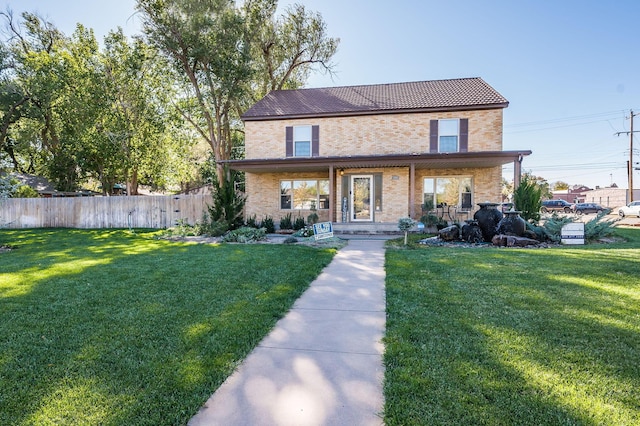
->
xmin=384 ymin=228 xmax=640 ymax=425
xmin=0 ymin=229 xmax=335 ymax=425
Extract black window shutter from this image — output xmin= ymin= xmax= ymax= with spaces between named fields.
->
xmin=459 ymin=118 xmax=469 ymax=152
xmin=285 ymin=126 xmax=293 ymax=157
xmin=429 ymin=120 xmax=438 ymax=153
xmin=311 ymin=125 xmax=319 ymax=157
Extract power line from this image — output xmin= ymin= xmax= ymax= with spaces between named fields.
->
xmin=505 ymin=110 xmax=626 ymax=128
xmin=504 ymin=110 xmax=628 ymax=134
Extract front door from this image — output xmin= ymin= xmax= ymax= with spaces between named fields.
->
xmin=351 ymin=175 xmax=373 ymax=221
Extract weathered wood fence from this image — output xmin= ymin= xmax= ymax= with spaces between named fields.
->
xmin=0 ymin=195 xmax=210 ymax=229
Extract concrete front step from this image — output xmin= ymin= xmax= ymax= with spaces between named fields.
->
xmin=332 ymin=222 xmax=402 ymax=234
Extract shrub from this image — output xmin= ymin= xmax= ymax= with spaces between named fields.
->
xmin=307 ymin=212 xmax=319 ymax=225
xmin=398 ymin=217 xmax=416 ymax=245
xmin=513 ymin=174 xmax=542 ymax=223
xmin=207 ymin=168 xmax=246 ymax=231
xmin=541 ymin=213 xmax=575 ymax=242
xmin=585 ymin=212 xmax=619 ymax=241
xmin=279 ymin=213 xmax=293 ymax=230
xmin=293 ymin=226 xmax=315 ymax=238
xmin=246 ymin=214 xmax=258 ymax=228
xmin=221 ymin=226 xmax=266 ymax=243
xmin=13 ymin=185 xmax=39 ymax=198
xmin=261 ymin=216 xmax=275 ymax=233
xmin=293 ymin=215 xmax=306 ymax=230
xmin=197 ymin=212 xmax=229 ymax=237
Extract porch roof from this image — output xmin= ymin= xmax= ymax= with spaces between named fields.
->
xmin=221 ymin=150 xmax=532 ymax=173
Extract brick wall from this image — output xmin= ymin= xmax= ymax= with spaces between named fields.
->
xmin=242 ymin=108 xmax=505 ymax=224
xmin=245 ymin=109 xmax=504 ymax=159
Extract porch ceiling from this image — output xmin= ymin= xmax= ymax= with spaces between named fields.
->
xmin=221 ymin=150 xmax=532 ymax=173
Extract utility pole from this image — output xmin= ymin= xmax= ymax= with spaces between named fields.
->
xmin=615 ymin=110 xmax=639 ymax=203
xmin=630 ymin=110 xmax=634 ymax=203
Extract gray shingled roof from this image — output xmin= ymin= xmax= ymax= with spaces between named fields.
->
xmin=242 ymin=77 xmax=508 ymax=120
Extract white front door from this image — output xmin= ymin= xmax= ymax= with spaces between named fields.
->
xmin=350 ymin=175 xmax=373 ymax=221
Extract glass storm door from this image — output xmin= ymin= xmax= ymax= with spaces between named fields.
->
xmin=351 ymin=175 xmax=373 ymax=221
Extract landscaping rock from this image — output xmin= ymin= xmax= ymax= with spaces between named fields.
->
xmin=438 ymin=225 xmax=460 ymax=241
xmin=491 ymin=234 xmax=540 ymax=247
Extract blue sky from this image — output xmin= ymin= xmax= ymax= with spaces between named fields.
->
xmin=4 ymin=0 xmax=640 ymax=189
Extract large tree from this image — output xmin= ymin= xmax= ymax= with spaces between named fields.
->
xmin=2 ymin=13 xmax=105 ymax=191
xmin=136 ymin=0 xmax=339 ymax=178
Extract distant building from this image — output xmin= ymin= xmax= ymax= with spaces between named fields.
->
xmin=582 ymin=186 xmax=640 ymax=208
xmin=551 ymin=185 xmax=592 ymax=203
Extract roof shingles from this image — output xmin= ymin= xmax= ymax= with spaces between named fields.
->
xmin=242 ymin=77 xmax=508 ymax=120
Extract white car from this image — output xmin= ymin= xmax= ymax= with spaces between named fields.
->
xmin=618 ymin=201 xmax=640 ymax=217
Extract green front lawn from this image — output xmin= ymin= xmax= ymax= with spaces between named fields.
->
xmin=384 ymin=228 xmax=640 ymax=425
xmin=0 ymin=229 xmax=335 ymax=425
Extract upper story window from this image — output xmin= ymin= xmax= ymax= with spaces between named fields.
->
xmin=294 ymin=126 xmax=311 ymax=156
xmin=430 ymin=118 xmax=468 ymax=153
xmin=438 ymin=119 xmax=459 ymax=153
xmin=286 ymin=125 xmax=319 ymax=157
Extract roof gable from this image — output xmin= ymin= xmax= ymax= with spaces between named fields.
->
xmin=242 ymin=77 xmax=508 ymax=121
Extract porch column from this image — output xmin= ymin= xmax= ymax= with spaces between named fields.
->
xmin=329 ymin=164 xmax=335 ymax=222
xmin=514 ymin=155 xmax=523 ymax=189
xmin=410 ymin=163 xmax=416 ymax=218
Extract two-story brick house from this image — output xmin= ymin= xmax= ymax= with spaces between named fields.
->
xmin=224 ymin=77 xmax=531 ymax=230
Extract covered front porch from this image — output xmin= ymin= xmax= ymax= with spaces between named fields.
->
xmin=223 ymin=150 xmax=531 ymax=227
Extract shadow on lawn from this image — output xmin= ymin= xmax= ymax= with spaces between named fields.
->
xmin=0 ymin=228 xmax=333 ymax=425
xmin=384 ymin=229 xmax=640 ymax=425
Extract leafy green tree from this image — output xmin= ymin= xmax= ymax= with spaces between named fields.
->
xmin=3 ymin=13 xmax=106 ymax=191
xmin=97 ymin=29 xmax=191 ymax=195
xmin=243 ymin=0 xmax=339 ymax=101
xmin=552 ymin=180 xmax=570 ymax=191
xmin=137 ymin=0 xmax=339 ymax=179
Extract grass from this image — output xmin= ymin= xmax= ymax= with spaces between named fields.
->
xmin=0 ymin=228 xmax=335 ymax=425
xmin=383 ymin=228 xmax=640 ymax=425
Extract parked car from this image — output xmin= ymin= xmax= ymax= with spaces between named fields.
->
xmin=572 ymin=203 xmax=608 ymax=215
xmin=618 ymin=201 xmax=640 ymax=217
xmin=541 ymin=199 xmax=573 ymax=213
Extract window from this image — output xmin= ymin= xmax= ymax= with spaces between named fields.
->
xmin=438 ymin=119 xmax=458 ymax=153
xmin=429 ymin=118 xmax=468 ymax=153
xmin=423 ymin=177 xmax=473 ymax=209
xmin=280 ymin=179 xmax=330 ymax=210
xmin=286 ymin=125 xmax=319 ymax=157
xmin=294 ymin=126 xmax=311 ymax=157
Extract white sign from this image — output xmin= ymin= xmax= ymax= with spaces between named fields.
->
xmin=561 ymin=222 xmax=585 ymax=245
xmin=313 ymin=222 xmax=334 ymax=240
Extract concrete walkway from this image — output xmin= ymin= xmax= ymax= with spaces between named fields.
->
xmin=189 ymin=239 xmax=387 ymax=426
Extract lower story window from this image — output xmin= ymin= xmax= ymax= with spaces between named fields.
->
xmin=423 ymin=177 xmax=473 ymax=210
xmin=281 ymin=179 xmax=330 ymax=210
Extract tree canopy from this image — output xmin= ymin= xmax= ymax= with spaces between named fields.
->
xmin=0 ymin=2 xmax=339 ymax=193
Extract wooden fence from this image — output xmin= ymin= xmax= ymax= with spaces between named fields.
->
xmin=0 ymin=195 xmax=210 ymax=229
